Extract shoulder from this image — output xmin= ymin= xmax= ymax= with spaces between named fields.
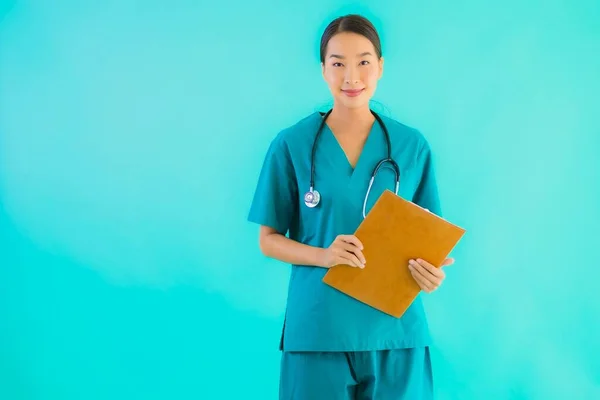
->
xmin=378 ymin=113 xmax=433 ymax=167
xmin=265 ymin=111 xmax=321 ymax=161
xmin=273 ymin=111 xmax=321 ymax=145
xmin=258 ymin=112 xmax=321 ymax=167
xmin=379 ymin=114 xmax=429 ymax=147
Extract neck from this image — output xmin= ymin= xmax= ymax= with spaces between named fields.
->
xmin=328 ymin=104 xmax=374 ymax=128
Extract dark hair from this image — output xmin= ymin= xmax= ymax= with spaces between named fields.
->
xmin=319 ymin=14 xmax=382 ymax=63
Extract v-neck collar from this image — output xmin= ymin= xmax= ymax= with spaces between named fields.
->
xmin=322 ymin=120 xmax=380 ymax=179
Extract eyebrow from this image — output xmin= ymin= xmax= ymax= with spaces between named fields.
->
xmin=329 ymin=51 xmax=373 ymax=59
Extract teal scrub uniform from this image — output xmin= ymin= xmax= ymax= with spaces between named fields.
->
xmin=247 ymin=111 xmax=442 ymax=400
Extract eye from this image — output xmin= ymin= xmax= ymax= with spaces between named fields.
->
xmin=332 ymin=62 xmax=343 ymax=67
xmin=360 ymin=60 xmax=370 ymax=65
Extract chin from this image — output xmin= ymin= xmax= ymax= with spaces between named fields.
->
xmin=333 ymin=90 xmax=372 ymax=109
xmin=337 ymin=98 xmax=370 ymax=109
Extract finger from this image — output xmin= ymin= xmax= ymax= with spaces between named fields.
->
xmin=415 ymin=258 xmax=437 ymax=271
xmin=340 ymin=242 xmax=366 ymax=264
xmin=338 ymin=235 xmax=364 ymax=251
xmin=338 ymin=252 xmax=364 ymax=268
xmin=441 ymin=258 xmax=455 ymax=267
xmin=411 ymin=259 xmax=443 ymax=281
xmin=421 ymin=259 xmax=446 ymax=277
xmin=409 ymin=261 xmax=441 ymax=288
xmin=409 ymin=267 xmax=435 ymax=292
xmin=334 ymin=247 xmax=363 ymax=268
xmin=412 ymin=268 xmax=438 ymax=293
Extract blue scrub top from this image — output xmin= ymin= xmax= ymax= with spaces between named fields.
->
xmin=247 ymin=111 xmax=442 ymax=352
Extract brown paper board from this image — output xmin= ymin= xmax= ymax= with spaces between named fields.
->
xmin=322 ymin=190 xmax=466 ymax=318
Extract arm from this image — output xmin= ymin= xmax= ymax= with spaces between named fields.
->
xmin=412 ymin=139 xmax=442 ymax=216
xmin=248 ymin=133 xmax=365 ymax=269
xmin=259 ymin=226 xmax=366 ymax=269
xmin=247 ymin=135 xmax=329 ymax=267
xmin=258 ymin=226 xmax=328 ymax=268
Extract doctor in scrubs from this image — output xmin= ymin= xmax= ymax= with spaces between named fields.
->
xmin=248 ymin=14 xmax=455 ymax=400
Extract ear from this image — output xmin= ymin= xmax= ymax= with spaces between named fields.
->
xmin=321 ymin=62 xmax=325 ymax=77
xmin=378 ymin=56 xmax=384 ymax=79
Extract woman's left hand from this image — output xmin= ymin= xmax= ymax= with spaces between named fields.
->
xmin=408 ymin=257 xmax=455 ymax=293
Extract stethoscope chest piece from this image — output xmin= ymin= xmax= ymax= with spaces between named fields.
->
xmin=304 ymin=188 xmax=320 ymax=208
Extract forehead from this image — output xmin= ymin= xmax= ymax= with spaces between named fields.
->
xmin=325 ymin=32 xmax=375 ymax=56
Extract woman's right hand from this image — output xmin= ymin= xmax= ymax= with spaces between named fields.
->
xmin=321 ymin=235 xmax=366 ymax=269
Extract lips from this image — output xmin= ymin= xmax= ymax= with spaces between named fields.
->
xmin=342 ymin=88 xmax=364 ymax=97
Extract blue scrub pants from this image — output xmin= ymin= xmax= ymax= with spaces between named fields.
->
xmin=279 ymin=347 xmax=433 ymax=400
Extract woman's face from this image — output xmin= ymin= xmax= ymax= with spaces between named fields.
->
xmin=321 ymin=32 xmax=384 ymax=110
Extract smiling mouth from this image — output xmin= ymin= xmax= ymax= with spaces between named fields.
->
xmin=342 ymin=88 xmax=364 ymax=97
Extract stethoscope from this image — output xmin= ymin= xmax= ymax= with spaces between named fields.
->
xmin=304 ymin=109 xmax=401 ymax=218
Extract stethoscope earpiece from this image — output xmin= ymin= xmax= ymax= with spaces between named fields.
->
xmin=304 ymin=188 xmax=320 ymax=208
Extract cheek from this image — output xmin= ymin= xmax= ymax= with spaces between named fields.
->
xmin=325 ymin=70 xmax=343 ymax=87
xmin=363 ymin=67 xmax=379 ymax=84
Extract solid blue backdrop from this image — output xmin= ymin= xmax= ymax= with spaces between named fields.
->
xmin=1 ymin=1 xmax=599 ymax=399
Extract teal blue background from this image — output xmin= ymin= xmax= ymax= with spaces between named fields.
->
xmin=1 ymin=1 xmax=599 ymax=399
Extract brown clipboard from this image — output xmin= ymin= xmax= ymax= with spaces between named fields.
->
xmin=322 ymin=190 xmax=466 ymax=318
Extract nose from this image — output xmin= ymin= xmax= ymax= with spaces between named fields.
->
xmin=344 ymin=66 xmax=360 ymax=85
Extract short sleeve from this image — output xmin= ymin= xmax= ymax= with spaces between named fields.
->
xmin=247 ymin=134 xmax=298 ymax=235
xmin=412 ymin=140 xmax=442 ymax=217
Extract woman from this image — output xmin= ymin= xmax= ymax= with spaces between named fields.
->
xmin=247 ymin=14 xmax=454 ymax=400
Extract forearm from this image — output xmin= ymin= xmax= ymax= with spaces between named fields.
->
xmin=260 ymin=232 xmax=328 ymax=268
